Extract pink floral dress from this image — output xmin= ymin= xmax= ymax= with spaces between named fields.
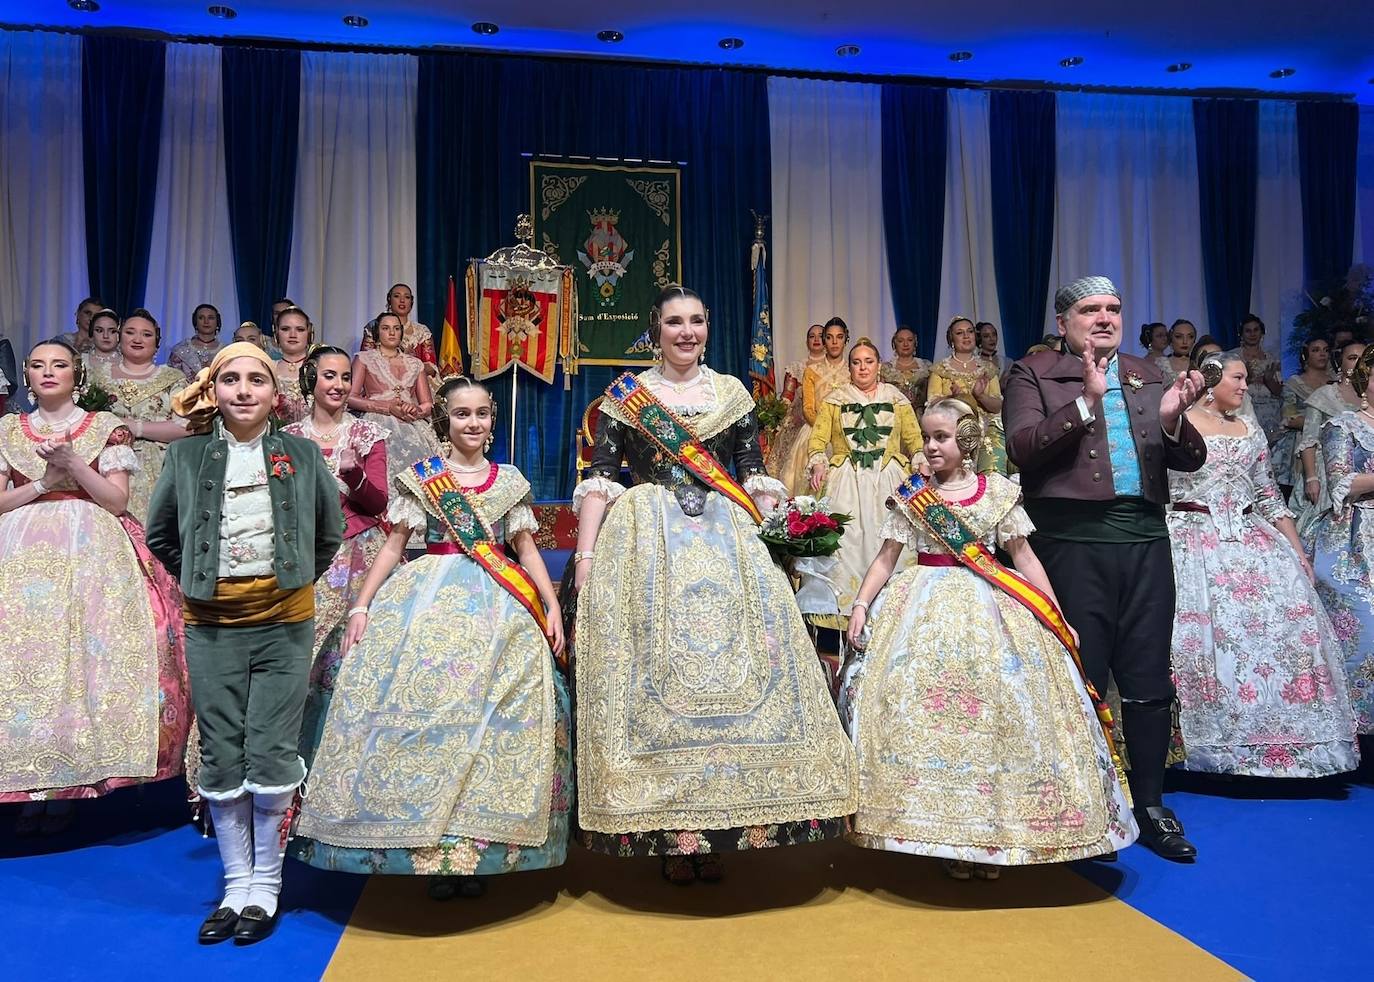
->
xmin=1167 ymin=421 xmax=1358 ymax=774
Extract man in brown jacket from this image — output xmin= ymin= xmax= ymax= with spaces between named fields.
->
xmin=1004 ymin=275 xmax=1205 ymax=862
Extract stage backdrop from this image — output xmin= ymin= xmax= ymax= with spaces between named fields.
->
xmin=531 ymin=160 xmax=681 ymax=367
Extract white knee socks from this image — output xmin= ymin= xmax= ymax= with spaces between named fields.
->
xmin=206 ymin=794 xmax=254 ymax=913
xmin=246 ymin=790 xmax=295 ymax=917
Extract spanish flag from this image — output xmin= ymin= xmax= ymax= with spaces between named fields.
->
xmin=438 ymin=275 xmax=463 ymax=376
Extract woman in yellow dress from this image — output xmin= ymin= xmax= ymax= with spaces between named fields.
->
xmin=93 ymin=310 xmax=191 ymax=524
xmin=925 ymin=316 xmax=1005 ymax=472
xmin=808 ymin=338 xmax=923 ymax=629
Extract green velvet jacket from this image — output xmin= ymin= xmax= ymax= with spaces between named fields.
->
xmin=145 ymin=421 xmax=343 ymax=602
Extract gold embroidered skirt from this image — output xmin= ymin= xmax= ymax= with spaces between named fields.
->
xmin=575 ymin=483 xmax=857 ymax=836
xmin=837 ymin=564 xmax=1137 ymax=864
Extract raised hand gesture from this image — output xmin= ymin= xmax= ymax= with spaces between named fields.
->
xmin=1160 ymin=370 xmax=1204 ymax=433
xmin=1081 ymin=347 xmax=1108 ymax=404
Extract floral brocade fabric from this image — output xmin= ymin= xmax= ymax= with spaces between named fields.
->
xmin=1167 ymin=422 xmax=1358 ymax=773
xmin=1310 ymin=413 xmax=1374 ymax=733
xmin=294 ymin=464 xmax=560 ymax=855
xmin=838 ymin=473 xmax=1137 ymax=864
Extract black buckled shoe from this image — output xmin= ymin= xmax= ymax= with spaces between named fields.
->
xmin=1135 ymin=805 xmax=1197 ymax=862
xmin=232 ymin=905 xmax=279 ymax=945
xmin=197 ymin=906 xmax=239 ymax=944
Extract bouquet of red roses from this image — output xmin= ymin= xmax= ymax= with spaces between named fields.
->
xmin=758 ymin=495 xmax=851 ymax=563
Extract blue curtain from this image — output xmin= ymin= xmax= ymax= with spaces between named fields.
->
xmin=1296 ymin=101 xmax=1359 ymax=288
xmin=881 ymin=85 xmax=948 ymax=360
xmin=81 ymin=36 xmax=165 ymax=318
xmin=989 ymin=90 xmax=1056 ymax=359
xmin=1193 ymin=99 xmax=1258 ymax=347
xmin=221 ymin=47 xmax=300 ymax=331
xmin=416 ymin=54 xmax=771 ymax=499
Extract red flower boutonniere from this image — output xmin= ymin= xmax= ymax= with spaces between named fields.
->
xmin=1124 ymin=371 xmax=1144 ymax=391
xmin=270 ymin=452 xmax=295 ymax=479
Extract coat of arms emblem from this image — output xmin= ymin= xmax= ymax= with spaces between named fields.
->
xmin=578 ymin=207 xmax=635 ymax=307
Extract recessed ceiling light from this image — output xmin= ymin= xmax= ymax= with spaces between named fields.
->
xmin=1060 ymin=56 xmax=1084 ymax=68
xmin=597 ymin=30 xmax=624 ymax=43
xmin=718 ymin=37 xmax=745 ymax=50
xmin=1270 ymin=67 xmax=1295 ymax=78
xmin=1167 ymin=62 xmax=1191 ymax=73
xmin=207 ymin=5 xmax=236 ymax=18
xmin=471 ymin=22 xmax=499 ymax=35
xmin=836 ymin=44 xmax=861 ymax=58
xmin=342 ymin=14 xmax=368 ymax=28
xmin=949 ymin=51 xmax=973 ymax=63
xmin=67 ymin=0 xmax=100 ymax=11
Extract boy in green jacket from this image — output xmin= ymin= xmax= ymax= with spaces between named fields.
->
xmin=147 ymin=342 xmax=341 ymax=945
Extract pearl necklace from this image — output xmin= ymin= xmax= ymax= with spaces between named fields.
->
xmin=933 ymin=471 xmax=977 ymax=494
xmin=950 ymin=353 xmax=978 ymax=372
xmin=446 ymin=457 xmax=491 ymax=474
xmin=653 ymin=368 xmax=707 ymax=394
xmin=31 ymin=404 xmax=85 ymax=433
xmin=118 ymin=358 xmax=158 ymax=379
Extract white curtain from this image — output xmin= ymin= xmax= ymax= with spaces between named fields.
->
xmin=1047 ymin=93 xmax=1206 ymax=356
xmin=287 ymin=51 xmax=418 ymax=349
xmin=0 ymin=30 xmax=87 ymax=396
xmin=1251 ymin=101 xmax=1305 ymax=374
xmin=768 ymin=76 xmax=895 ymax=373
xmin=934 ymin=90 xmax=1001 ymax=362
xmin=144 ymin=42 xmax=237 ymax=351
xmin=1356 ymin=105 xmax=1374 ymax=270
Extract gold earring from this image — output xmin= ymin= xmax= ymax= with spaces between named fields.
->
xmin=1204 ymin=389 xmax=1215 ymax=404
xmin=484 ymin=433 xmax=494 ymax=453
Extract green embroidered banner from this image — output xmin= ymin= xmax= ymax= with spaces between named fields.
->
xmin=530 ymin=161 xmax=682 ymax=367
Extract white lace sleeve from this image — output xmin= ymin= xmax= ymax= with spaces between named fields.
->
xmin=743 ymin=473 xmax=788 ymax=503
xmin=386 ymin=490 xmax=427 ymax=532
xmin=97 ymin=444 xmax=139 ymax=475
xmin=879 ymin=507 xmax=919 ymax=548
xmin=572 ymin=475 xmax=627 ymax=514
xmin=995 ymin=504 xmax=1037 ymax=548
xmin=505 ymin=501 xmax=538 ymax=537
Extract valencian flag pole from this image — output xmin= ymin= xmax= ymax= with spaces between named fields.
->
xmin=438 ymin=275 xmax=463 ymax=376
xmin=747 ymin=211 xmax=775 ymax=398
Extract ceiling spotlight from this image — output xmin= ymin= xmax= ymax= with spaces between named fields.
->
xmin=597 ymin=30 xmax=624 ymax=43
xmin=836 ymin=44 xmax=861 ymax=58
xmin=342 ymin=14 xmax=369 ymax=28
xmin=471 ymin=22 xmax=499 ymax=35
xmin=1270 ymin=67 xmax=1296 ymax=78
xmin=1060 ymin=56 xmax=1084 ymax=68
xmin=1167 ymin=62 xmax=1191 ymax=73
xmin=207 ymin=4 xmax=236 ymax=18
xmin=949 ymin=51 xmax=973 ymax=63
xmin=718 ymin=37 xmax=745 ymax=50
xmin=67 ymin=0 xmax=100 ymax=10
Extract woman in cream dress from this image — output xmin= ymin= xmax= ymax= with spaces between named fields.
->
xmin=573 ymin=287 xmax=857 ymax=884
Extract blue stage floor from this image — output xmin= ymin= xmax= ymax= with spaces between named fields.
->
xmin=4 ymin=751 xmax=1369 ymax=980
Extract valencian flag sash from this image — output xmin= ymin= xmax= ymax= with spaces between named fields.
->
xmin=891 ymin=472 xmax=1126 ymax=781
xmin=411 ymin=456 xmax=553 ymax=651
xmin=605 ymin=372 xmax=763 ymax=525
